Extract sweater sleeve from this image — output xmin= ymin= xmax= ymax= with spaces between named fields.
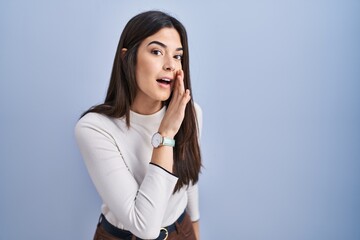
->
xmin=75 ymin=114 xmax=178 ymax=239
xmin=186 ymin=102 xmax=203 ymax=221
xmin=186 ymin=182 xmax=200 ymax=221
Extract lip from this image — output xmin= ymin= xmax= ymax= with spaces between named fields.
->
xmin=156 ymin=81 xmax=172 ymax=88
xmin=156 ymin=76 xmax=174 ymax=88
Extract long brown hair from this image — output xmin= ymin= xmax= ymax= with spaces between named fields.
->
xmin=81 ymin=11 xmax=201 ymax=192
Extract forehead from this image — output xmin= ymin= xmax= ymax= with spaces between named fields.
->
xmin=142 ymin=27 xmax=182 ymax=48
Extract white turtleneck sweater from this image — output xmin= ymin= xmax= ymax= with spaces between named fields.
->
xmin=75 ymin=103 xmax=202 ymax=239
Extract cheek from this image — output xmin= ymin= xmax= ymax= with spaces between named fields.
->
xmin=139 ymin=59 xmax=159 ymax=75
xmin=176 ymin=61 xmax=182 ymax=70
xmin=136 ymin=61 xmax=151 ymax=80
xmin=135 ymin=61 xmax=156 ymax=89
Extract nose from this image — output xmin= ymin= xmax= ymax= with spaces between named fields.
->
xmin=162 ymin=58 xmax=175 ymax=72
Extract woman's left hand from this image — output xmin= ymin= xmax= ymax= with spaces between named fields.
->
xmin=158 ymin=69 xmax=191 ymax=138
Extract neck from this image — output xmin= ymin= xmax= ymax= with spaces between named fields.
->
xmin=131 ymin=99 xmax=163 ymax=115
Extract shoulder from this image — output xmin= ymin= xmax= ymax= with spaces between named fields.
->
xmin=75 ymin=112 xmax=125 ymax=139
xmin=193 ymin=102 xmax=203 ymax=136
xmin=193 ymin=102 xmax=202 ymax=119
xmin=75 ymin=112 xmax=108 ymax=130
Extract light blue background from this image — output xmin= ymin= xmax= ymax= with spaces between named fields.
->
xmin=1 ymin=0 xmax=359 ymax=239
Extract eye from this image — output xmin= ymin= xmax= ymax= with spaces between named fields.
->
xmin=174 ymin=54 xmax=183 ymax=60
xmin=151 ymin=49 xmax=162 ymax=56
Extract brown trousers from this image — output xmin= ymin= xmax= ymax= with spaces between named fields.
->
xmin=93 ymin=213 xmax=196 ymax=240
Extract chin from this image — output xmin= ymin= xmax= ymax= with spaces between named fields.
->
xmin=157 ymin=93 xmax=171 ymax=102
xmin=159 ymin=97 xmax=170 ymax=102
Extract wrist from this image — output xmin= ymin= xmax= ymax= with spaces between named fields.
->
xmin=151 ymin=132 xmax=175 ymax=148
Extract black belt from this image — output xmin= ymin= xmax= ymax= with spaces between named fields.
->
xmin=98 ymin=211 xmax=186 ymax=240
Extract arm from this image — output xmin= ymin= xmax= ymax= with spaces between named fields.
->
xmin=152 ymin=69 xmax=191 ymax=172
xmin=193 ymin=221 xmax=200 ymax=240
xmin=190 ymin=103 xmax=203 ymax=240
xmin=186 ymin=182 xmax=201 ymax=239
xmin=75 ymin=116 xmax=178 ymax=239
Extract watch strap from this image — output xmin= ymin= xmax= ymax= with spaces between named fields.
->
xmin=162 ymin=136 xmax=175 ymax=147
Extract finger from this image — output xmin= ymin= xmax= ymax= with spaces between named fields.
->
xmin=171 ymin=70 xmax=183 ymax=101
xmin=171 ymin=70 xmax=180 ymax=95
xmin=176 ymin=70 xmax=185 ymax=95
xmin=180 ymin=89 xmax=191 ymax=108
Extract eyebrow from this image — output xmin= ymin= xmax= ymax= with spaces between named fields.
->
xmin=147 ymin=41 xmax=183 ymax=51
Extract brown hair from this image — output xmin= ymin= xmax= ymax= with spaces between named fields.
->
xmin=81 ymin=11 xmax=201 ymax=192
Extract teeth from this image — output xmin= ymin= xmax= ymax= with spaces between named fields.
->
xmin=161 ymin=78 xmax=171 ymax=82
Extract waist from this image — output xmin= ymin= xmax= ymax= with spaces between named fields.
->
xmin=98 ymin=211 xmax=186 ymax=240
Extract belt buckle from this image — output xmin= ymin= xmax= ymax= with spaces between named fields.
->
xmin=160 ymin=227 xmax=168 ymax=240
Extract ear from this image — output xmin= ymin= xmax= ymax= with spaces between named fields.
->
xmin=121 ymin=48 xmax=127 ymax=60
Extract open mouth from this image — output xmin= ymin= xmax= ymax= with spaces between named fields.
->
xmin=156 ymin=78 xmax=172 ymax=85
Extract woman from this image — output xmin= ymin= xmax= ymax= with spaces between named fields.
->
xmin=75 ymin=11 xmax=202 ymax=240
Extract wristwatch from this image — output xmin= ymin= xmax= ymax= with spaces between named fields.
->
xmin=151 ymin=132 xmax=175 ymax=148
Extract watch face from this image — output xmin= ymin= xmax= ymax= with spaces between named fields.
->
xmin=151 ymin=133 xmax=162 ymax=148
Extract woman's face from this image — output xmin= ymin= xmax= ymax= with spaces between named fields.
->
xmin=132 ymin=27 xmax=183 ymax=111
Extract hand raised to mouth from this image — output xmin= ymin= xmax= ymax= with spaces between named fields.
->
xmin=158 ymin=69 xmax=191 ymax=138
